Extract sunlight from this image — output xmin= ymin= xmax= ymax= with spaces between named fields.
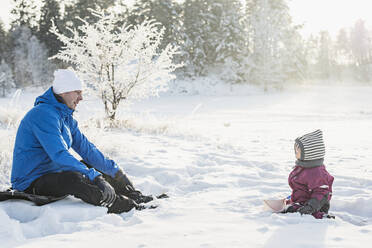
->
xmin=0 ymin=0 xmax=12 ymax=29
xmin=289 ymin=0 xmax=372 ymax=37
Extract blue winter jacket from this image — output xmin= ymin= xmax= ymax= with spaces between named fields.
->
xmin=11 ymin=87 xmax=119 ymax=191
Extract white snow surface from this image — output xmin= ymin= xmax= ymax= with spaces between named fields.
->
xmin=1 ymin=82 xmax=372 ymax=247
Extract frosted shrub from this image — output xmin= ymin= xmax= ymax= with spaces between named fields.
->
xmin=0 ymin=90 xmax=24 ymax=128
xmin=51 ymin=10 xmax=181 ymax=120
xmin=0 ymin=60 xmax=15 ymax=97
xmin=0 ymin=129 xmax=16 ymax=188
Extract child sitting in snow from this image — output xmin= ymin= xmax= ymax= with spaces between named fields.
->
xmin=284 ymin=129 xmax=334 ymax=219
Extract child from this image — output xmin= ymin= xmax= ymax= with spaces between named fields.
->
xmin=285 ymin=129 xmax=334 ymax=219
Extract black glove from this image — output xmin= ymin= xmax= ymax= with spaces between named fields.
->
xmin=94 ymin=175 xmax=116 ymax=207
xmin=284 ymin=205 xmax=298 ymax=213
xmin=113 ymin=169 xmax=154 ymax=204
xmin=298 ymin=204 xmax=315 ymax=215
xmin=114 ymin=169 xmax=135 ymax=192
xmin=298 ymin=198 xmax=322 ymax=215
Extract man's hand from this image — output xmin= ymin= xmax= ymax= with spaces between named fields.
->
xmin=114 ymin=169 xmax=135 ymax=192
xmin=94 ymin=175 xmax=116 ymax=207
xmin=113 ymin=169 xmax=154 ymax=204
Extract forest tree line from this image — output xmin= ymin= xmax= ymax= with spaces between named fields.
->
xmin=1 ymin=0 xmax=372 ymax=96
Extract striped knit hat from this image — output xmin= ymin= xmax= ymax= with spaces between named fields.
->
xmin=295 ymin=129 xmax=325 ymax=167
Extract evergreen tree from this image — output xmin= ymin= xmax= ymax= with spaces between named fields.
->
xmin=281 ymin=26 xmax=307 ymax=82
xmin=246 ymin=0 xmax=284 ymax=86
xmin=315 ymin=31 xmax=334 ymax=79
xmin=181 ymin=0 xmax=210 ymax=76
xmin=38 ymin=0 xmax=63 ymax=56
xmin=10 ymin=26 xmax=52 ymax=87
xmin=181 ymin=0 xmax=246 ymax=78
xmin=11 ymin=25 xmax=33 ymax=87
xmin=129 ymin=0 xmax=183 ymax=51
xmin=350 ymin=19 xmax=372 ymax=81
xmin=332 ymin=28 xmax=352 ymax=81
xmin=0 ymin=20 xmax=8 ymax=61
xmin=303 ymin=34 xmax=319 ymax=79
xmin=335 ymin=28 xmax=351 ymax=65
xmin=350 ymin=19 xmax=371 ymax=66
xmin=27 ymin=36 xmax=55 ymax=87
xmin=10 ymin=0 xmax=39 ymax=32
xmin=63 ymin=0 xmax=115 ymax=29
xmin=207 ymin=0 xmax=246 ymax=82
xmin=212 ymin=0 xmax=245 ymax=64
xmin=246 ymin=0 xmax=302 ymax=87
xmin=0 ymin=60 xmax=15 ymax=97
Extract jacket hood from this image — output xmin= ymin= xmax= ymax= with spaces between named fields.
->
xmin=34 ymin=87 xmax=74 ymax=116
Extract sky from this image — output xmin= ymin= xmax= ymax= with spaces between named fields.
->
xmin=0 ymin=0 xmax=12 ymax=30
xmin=288 ymin=0 xmax=372 ymax=37
xmin=0 ymin=0 xmax=372 ymax=37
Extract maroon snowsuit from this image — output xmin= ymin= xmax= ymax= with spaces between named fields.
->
xmin=288 ymin=164 xmax=334 ymax=219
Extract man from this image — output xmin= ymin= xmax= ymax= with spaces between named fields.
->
xmin=11 ymin=69 xmax=153 ymax=213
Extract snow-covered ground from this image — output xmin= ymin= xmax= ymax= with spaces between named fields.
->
xmin=1 ymin=82 xmax=372 ymax=247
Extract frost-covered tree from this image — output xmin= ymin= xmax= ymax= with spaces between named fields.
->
xmin=335 ymin=28 xmax=351 ymax=65
xmin=51 ymin=10 xmax=181 ymax=120
xmin=246 ymin=0 xmax=283 ymax=86
xmin=205 ymin=0 xmax=245 ymax=65
xmin=11 ymin=26 xmax=53 ymax=87
xmin=181 ymin=0 xmax=246 ymax=79
xmin=11 ymin=25 xmax=33 ymax=87
xmin=302 ymin=35 xmax=319 ymax=79
xmin=129 ymin=0 xmax=183 ymax=51
xmin=315 ymin=31 xmax=334 ymax=79
xmin=38 ymin=0 xmax=63 ymax=56
xmin=280 ymin=26 xmax=307 ymax=82
xmin=63 ymin=0 xmax=115 ymax=29
xmin=27 ymin=36 xmax=54 ymax=87
xmin=211 ymin=0 xmax=247 ymax=82
xmin=0 ymin=60 xmax=15 ymax=97
xmin=0 ymin=20 xmax=8 ymax=61
xmin=350 ymin=19 xmax=372 ymax=81
xmin=246 ymin=0 xmax=302 ymax=87
xmin=10 ymin=0 xmax=39 ymax=32
xmin=181 ymin=0 xmax=210 ymax=76
xmin=350 ymin=19 xmax=371 ymax=66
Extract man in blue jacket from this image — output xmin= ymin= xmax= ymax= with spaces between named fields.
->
xmin=11 ymin=69 xmax=153 ymax=213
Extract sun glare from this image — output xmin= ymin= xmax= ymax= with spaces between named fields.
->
xmin=289 ymin=0 xmax=372 ymax=37
xmin=1 ymin=0 xmax=371 ymax=37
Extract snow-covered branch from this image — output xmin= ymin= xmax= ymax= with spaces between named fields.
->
xmin=51 ymin=9 xmax=181 ymax=119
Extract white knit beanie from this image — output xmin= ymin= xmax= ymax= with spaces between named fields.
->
xmin=52 ymin=69 xmax=83 ymax=94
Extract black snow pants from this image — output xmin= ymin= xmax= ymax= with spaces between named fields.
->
xmin=24 ymin=170 xmax=137 ymax=213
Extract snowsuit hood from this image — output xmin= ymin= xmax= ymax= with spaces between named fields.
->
xmin=11 ymin=87 xmax=119 ymax=191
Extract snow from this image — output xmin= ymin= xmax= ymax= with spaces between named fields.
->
xmin=1 ymin=81 xmax=372 ymax=247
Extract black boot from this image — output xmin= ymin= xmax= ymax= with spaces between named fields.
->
xmin=107 ymin=195 xmax=138 ymax=214
xmin=80 ymin=161 xmax=156 ymax=205
xmin=125 ymin=190 xmax=154 ymax=204
xmin=104 ymin=170 xmax=154 ymax=204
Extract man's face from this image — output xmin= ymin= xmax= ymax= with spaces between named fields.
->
xmin=60 ymin=90 xmax=83 ymax=110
